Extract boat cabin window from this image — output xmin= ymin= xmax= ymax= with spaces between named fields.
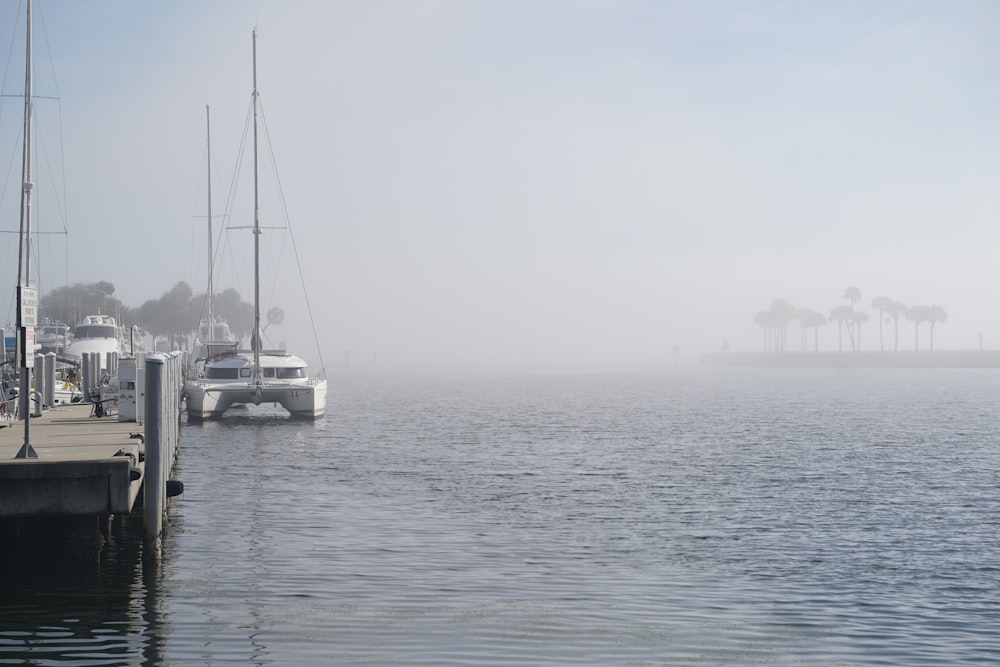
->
xmin=263 ymin=368 xmax=275 ymax=378
xmin=240 ymin=368 xmax=252 ymax=378
xmin=74 ymin=324 xmax=117 ymax=339
xmin=277 ymin=367 xmax=306 ymax=379
xmin=206 ymin=368 xmax=239 ymax=379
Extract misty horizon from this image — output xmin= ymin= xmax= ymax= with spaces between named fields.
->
xmin=1 ymin=1 xmax=997 ymax=374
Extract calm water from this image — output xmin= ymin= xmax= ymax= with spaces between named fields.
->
xmin=2 ymin=369 xmax=1000 ymax=665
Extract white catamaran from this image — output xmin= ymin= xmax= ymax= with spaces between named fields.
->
xmin=185 ymin=30 xmax=327 ymax=420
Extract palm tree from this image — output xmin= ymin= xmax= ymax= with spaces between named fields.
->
xmin=850 ymin=311 xmax=869 ymax=351
xmin=754 ymin=310 xmax=776 ymax=352
xmin=798 ymin=309 xmax=826 ymax=352
xmin=871 ymin=296 xmax=893 ymax=352
xmin=844 ymin=286 xmax=862 ymax=310
xmin=906 ymin=305 xmax=931 ymax=351
xmin=928 ymin=305 xmax=947 ymax=351
xmin=829 ymin=305 xmax=853 ymax=352
xmin=842 ymin=287 xmax=862 ymax=350
xmin=889 ymin=301 xmax=907 ymax=352
xmin=794 ymin=308 xmax=808 ymax=351
xmin=753 ymin=299 xmax=797 ymax=352
xmin=794 ymin=307 xmax=820 ymax=351
xmin=770 ymin=298 xmax=796 ymax=352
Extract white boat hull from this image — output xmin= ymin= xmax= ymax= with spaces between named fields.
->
xmin=52 ymin=384 xmax=83 ymax=405
xmin=65 ymin=338 xmax=119 ymax=360
xmin=186 ymin=378 xmax=327 ymax=420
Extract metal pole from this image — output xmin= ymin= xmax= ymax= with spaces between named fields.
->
xmin=252 ymin=29 xmax=262 ymax=384
xmin=207 ymin=105 xmax=214 ymax=331
xmin=14 ymin=0 xmax=36 ymax=459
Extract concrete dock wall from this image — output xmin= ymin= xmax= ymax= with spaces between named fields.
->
xmin=0 ymin=350 xmax=186 ymax=563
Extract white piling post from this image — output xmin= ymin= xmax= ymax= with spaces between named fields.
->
xmin=144 ymin=353 xmax=166 ymax=561
xmin=85 ymin=351 xmax=99 ymax=403
xmin=81 ymin=352 xmax=90 ymax=400
xmin=32 ymin=353 xmax=44 ymax=416
xmin=170 ymin=353 xmax=179 ymax=464
xmin=44 ymin=352 xmax=55 ymax=407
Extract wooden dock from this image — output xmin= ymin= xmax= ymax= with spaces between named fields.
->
xmin=0 ymin=404 xmax=144 ymax=518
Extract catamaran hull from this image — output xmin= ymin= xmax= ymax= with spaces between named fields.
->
xmin=185 ymin=380 xmax=327 ymax=420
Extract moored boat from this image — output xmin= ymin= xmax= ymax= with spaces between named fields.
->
xmin=185 ymin=29 xmax=327 ymax=421
xmin=36 ymin=319 xmax=71 ymax=355
xmin=65 ymin=313 xmax=122 ymax=367
xmin=186 ymin=344 xmax=326 ymax=419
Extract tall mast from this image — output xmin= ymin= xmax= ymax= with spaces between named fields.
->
xmin=206 ymin=105 xmax=214 ymax=331
xmin=251 ymin=29 xmax=261 ymax=381
xmin=17 ymin=0 xmax=33 ymax=288
xmin=15 ymin=0 xmax=37 ymax=458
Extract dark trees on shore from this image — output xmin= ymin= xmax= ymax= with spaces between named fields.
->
xmin=754 ymin=289 xmax=948 ymax=353
xmin=38 ymin=281 xmax=136 ymax=330
xmin=38 ymin=280 xmax=264 ymax=350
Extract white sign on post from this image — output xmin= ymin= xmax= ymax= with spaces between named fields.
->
xmin=18 ymin=283 xmax=37 ymax=327
xmin=24 ymin=326 xmax=34 ymax=368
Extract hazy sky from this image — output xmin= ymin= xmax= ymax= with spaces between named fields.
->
xmin=1 ymin=0 xmax=998 ymax=373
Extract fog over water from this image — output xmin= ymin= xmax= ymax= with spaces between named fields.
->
xmin=0 ymin=1 xmax=997 ymax=373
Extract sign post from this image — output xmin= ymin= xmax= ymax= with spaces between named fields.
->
xmin=15 ymin=282 xmax=38 ymax=459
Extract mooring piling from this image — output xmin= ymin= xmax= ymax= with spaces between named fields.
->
xmin=142 ymin=351 xmax=184 ymax=562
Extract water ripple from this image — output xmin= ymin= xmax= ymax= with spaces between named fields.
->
xmin=4 ymin=370 xmax=1000 ymax=664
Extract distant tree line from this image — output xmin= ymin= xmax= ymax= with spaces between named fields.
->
xmin=38 ymin=281 xmax=280 ymax=350
xmin=40 ymin=281 xmax=134 ymax=330
xmin=754 ymin=286 xmax=948 ymax=353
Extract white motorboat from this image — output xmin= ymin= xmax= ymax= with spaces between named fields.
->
xmin=65 ymin=313 xmax=122 ymax=365
xmin=36 ymin=319 xmax=71 ymax=355
xmin=185 ymin=30 xmax=327 ymax=421
xmin=65 ymin=312 xmax=142 ymax=366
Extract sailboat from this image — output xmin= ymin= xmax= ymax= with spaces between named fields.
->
xmin=184 ymin=30 xmax=327 ymax=420
xmin=191 ymin=105 xmax=237 ymax=369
